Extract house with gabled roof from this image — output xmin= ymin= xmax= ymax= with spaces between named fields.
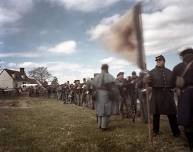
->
xmin=0 ymin=68 xmax=38 ymax=89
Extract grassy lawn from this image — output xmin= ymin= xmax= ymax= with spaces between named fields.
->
xmin=0 ymin=97 xmax=189 ymax=152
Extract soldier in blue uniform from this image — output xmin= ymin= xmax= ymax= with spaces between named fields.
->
xmin=148 ymin=55 xmax=180 ymax=137
xmin=115 ymin=72 xmax=128 ymax=118
xmin=173 ymin=48 xmax=193 ymax=151
xmin=130 ymin=71 xmax=138 ymax=114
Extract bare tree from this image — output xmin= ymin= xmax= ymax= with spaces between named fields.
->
xmin=28 ymin=67 xmax=52 ymax=83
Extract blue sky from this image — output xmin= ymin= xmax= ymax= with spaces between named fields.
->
xmin=0 ymin=0 xmax=192 ymax=83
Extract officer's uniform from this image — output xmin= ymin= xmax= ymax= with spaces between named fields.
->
xmin=149 ymin=55 xmax=180 ymax=136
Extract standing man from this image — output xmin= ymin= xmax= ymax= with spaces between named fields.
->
xmin=57 ymin=85 xmax=62 ymax=100
xmin=81 ymin=78 xmax=87 ymax=107
xmin=115 ymin=72 xmax=128 ymax=118
xmin=92 ymin=64 xmax=115 ymax=131
xmin=86 ymin=78 xmax=95 ymax=109
xmin=130 ymin=71 xmax=138 ymax=114
xmin=173 ymin=48 xmax=193 ymax=151
xmin=147 ymin=55 xmax=180 ymax=137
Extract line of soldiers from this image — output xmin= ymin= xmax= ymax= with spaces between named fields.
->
xmin=56 ymin=69 xmax=148 ymax=123
xmin=54 ymin=48 xmax=192 ymax=151
xmin=14 ymin=85 xmax=48 ymax=97
xmin=56 ymin=79 xmax=95 ymax=109
xmin=28 ymin=86 xmax=48 ymax=97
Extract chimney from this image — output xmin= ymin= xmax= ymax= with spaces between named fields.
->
xmin=20 ymin=68 xmax=25 ymax=74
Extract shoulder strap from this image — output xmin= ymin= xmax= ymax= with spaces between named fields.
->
xmin=182 ymin=60 xmax=193 ymax=77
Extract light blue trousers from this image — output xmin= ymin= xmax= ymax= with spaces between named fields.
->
xmin=97 ymin=116 xmax=110 ymax=129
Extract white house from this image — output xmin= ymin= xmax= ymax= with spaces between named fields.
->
xmin=0 ymin=68 xmax=38 ymax=89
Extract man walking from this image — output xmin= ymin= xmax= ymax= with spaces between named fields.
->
xmin=92 ymin=64 xmax=115 ymax=131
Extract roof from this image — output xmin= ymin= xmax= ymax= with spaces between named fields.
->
xmin=3 ymin=69 xmax=37 ymax=84
xmin=27 ymin=78 xmax=38 ymax=84
xmin=4 ymin=69 xmax=27 ymax=81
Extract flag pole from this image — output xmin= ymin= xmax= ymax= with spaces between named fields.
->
xmin=134 ymin=3 xmax=153 ymax=143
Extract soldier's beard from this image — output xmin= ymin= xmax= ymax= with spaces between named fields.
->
xmin=156 ymin=64 xmax=165 ymax=68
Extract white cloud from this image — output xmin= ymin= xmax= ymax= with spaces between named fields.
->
xmin=0 ymin=40 xmax=77 ymax=58
xmin=88 ymin=0 xmax=193 ymax=56
xmin=100 ymin=57 xmax=114 ymax=63
xmin=0 ymin=51 xmax=41 ymax=58
xmin=48 ymin=40 xmax=77 ymax=54
xmin=101 ymin=14 xmax=121 ymax=25
xmin=100 ymin=57 xmax=130 ymax=70
xmin=88 ymin=14 xmax=120 ymax=40
xmin=46 ymin=0 xmax=125 ymax=12
xmin=143 ymin=0 xmax=193 ymax=55
xmin=88 ymin=24 xmax=109 ymax=40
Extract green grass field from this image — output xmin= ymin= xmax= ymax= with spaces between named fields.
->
xmin=0 ymin=97 xmax=189 ymax=152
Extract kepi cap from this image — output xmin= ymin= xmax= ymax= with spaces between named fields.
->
xmin=117 ymin=72 xmax=124 ymax=77
xmin=179 ymin=48 xmax=193 ymax=56
xmin=155 ymin=55 xmax=165 ymax=61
